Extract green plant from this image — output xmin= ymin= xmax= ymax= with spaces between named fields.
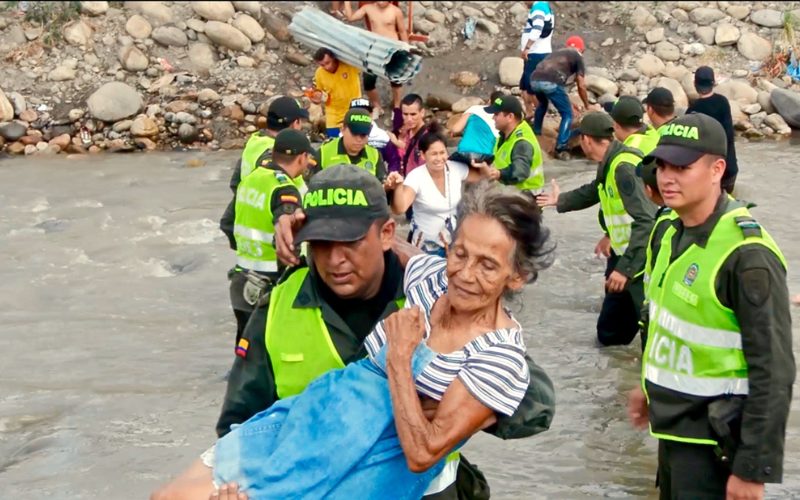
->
xmin=698 ymin=46 xmax=726 ymax=66
xmin=2 ymin=1 xmax=83 ymax=46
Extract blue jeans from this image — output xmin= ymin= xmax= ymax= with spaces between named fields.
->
xmin=520 ymin=54 xmax=548 ymax=94
xmin=530 ymin=80 xmax=578 ymax=151
xmin=213 ymin=343 xmax=454 ymax=499
xmin=326 ymin=127 xmax=341 ymax=138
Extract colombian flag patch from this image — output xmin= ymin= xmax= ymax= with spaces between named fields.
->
xmin=280 ymin=195 xmax=299 ymax=204
xmin=236 ymin=339 xmax=249 ymax=358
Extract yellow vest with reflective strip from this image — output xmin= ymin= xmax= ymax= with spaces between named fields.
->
xmin=319 ymin=138 xmax=380 ymax=176
xmin=241 ymin=133 xmax=276 ymax=180
xmin=493 ymin=121 xmax=545 ymax=191
xmin=624 ymin=125 xmax=660 ymax=157
xmin=234 ymin=168 xmax=296 ymax=273
xmin=597 ymin=150 xmax=642 ymax=256
xmin=642 ymin=206 xmax=786 ymax=445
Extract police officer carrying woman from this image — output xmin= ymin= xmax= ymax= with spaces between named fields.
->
xmin=628 ymin=114 xmax=794 ymax=500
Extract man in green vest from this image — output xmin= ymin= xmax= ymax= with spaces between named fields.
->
xmin=474 ymin=95 xmax=545 ymax=195
xmin=627 ymin=113 xmax=794 ymax=500
xmin=153 ymin=165 xmax=556 ymax=500
xmin=537 ymin=112 xmax=657 ymax=346
xmin=220 ymin=97 xmax=309 ymax=249
xmin=311 ymin=108 xmax=387 ymax=183
xmin=227 ymin=129 xmax=314 ymax=344
xmin=642 ymin=87 xmax=676 ymax=134
xmin=606 ymin=96 xmax=661 ymax=156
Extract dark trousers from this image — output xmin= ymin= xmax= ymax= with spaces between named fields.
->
xmin=596 ymin=254 xmax=641 ymax=346
xmin=658 ymin=440 xmax=730 ymax=499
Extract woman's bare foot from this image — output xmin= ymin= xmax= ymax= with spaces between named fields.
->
xmin=210 ymin=483 xmax=247 ymax=500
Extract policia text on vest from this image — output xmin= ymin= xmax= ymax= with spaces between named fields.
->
xmin=640 ymin=194 xmax=794 ymax=489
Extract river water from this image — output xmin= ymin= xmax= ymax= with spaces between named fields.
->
xmin=0 ymin=143 xmax=798 ymax=499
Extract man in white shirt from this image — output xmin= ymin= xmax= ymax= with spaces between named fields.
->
xmin=519 ymin=1 xmax=554 ymax=120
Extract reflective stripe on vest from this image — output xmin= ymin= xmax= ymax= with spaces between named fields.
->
xmin=597 ymin=150 xmax=642 ymax=255
xmin=319 ymin=138 xmax=380 ymax=176
xmin=492 ymin=121 xmax=545 ymax=191
xmin=642 ymin=205 xmax=787 ymax=443
xmin=423 ymin=452 xmax=460 ymax=495
xmin=624 ymin=126 xmax=661 ymax=157
xmin=234 ymin=168 xmax=295 ymax=273
xmin=265 ymin=268 xmax=406 ymax=398
xmin=240 ymin=133 xmax=276 ymax=179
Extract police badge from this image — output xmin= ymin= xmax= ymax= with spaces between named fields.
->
xmin=684 ymin=263 xmax=699 ymax=286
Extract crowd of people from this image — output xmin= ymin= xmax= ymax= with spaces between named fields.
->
xmin=150 ymin=2 xmax=795 ymax=500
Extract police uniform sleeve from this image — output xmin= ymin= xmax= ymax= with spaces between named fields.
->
xmin=486 ymin=353 xmax=555 ymax=440
xmin=500 ymin=140 xmax=534 ymax=184
xmin=722 ymin=245 xmax=795 ymax=483
xmin=220 ymin=195 xmax=237 ymax=250
xmin=230 ymin=159 xmax=242 ymax=193
xmin=613 ymin=162 xmax=656 ymax=278
xmin=216 ymin=305 xmax=279 ymax=438
xmin=309 ymin=147 xmax=322 ymax=178
xmin=556 ymin=179 xmax=600 ymax=213
xmin=270 ymin=184 xmax=303 ymax=224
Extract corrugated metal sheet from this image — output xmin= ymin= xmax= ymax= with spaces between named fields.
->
xmin=288 ymin=7 xmax=423 ymax=84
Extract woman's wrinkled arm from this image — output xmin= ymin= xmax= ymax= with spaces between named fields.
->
xmin=386 ymin=352 xmax=494 ymax=472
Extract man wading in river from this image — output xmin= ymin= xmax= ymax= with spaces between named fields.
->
xmin=628 ymin=113 xmax=794 ymax=500
xmin=153 ymin=165 xmax=556 ymax=500
xmin=537 ymin=112 xmax=656 ymax=348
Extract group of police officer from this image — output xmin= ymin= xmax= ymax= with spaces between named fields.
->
xmin=212 ymin=88 xmax=793 ymax=499
xmin=535 ymin=89 xmax=793 ymax=499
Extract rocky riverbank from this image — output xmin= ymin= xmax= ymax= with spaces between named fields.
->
xmin=2 ymin=1 xmax=800 ymax=157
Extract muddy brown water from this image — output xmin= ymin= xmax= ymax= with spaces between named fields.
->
xmin=0 ymin=143 xmax=798 ymax=499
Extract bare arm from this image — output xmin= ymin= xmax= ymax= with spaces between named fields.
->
xmin=396 ymin=7 xmax=409 ymax=43
xmin=344 ymin=1 xmax=368 ymax=22
xmin=392 ymin=235 xmax=424 ymax=269
xmin=385 ymin=307 xmax=495 ymax=472
xmin=391 ymin=184 xmax=416 ymax=215
xmin=575 ymin=74 xmax=590 ymax=109
xmin=449 ymin=112 xmax=471 ymax=136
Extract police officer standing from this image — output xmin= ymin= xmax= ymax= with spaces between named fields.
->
xmin=537 ymin=112 xmax=657 ymax=346
xmin=473 ymin=95 xmax=546 ymax=195
xmin=311 ymin=108 xmax=387 ymax=183
xmin=605 ymin=96 xmax=661 ymax=156
xmin=642 ymin=88 xmax=676 ymax=133
xmin=628 ymin=114 xmax=794 ymax=500
xmin=226 ymin=129 xmax=314 ymax=344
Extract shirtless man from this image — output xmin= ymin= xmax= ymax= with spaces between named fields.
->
xmin=344 ymin=1 xmax=408 ymax=118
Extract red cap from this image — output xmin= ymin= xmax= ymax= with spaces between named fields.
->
xmin=566 ymin=35 xmax=585 ymax=52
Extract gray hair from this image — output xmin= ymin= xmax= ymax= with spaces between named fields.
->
xmin=455 ymin=180 xmax=553 ymax=298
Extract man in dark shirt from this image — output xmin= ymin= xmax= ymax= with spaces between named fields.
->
xmin=529 ymin=35 xmax=594 ymax=158
xmin=687 ymin=66 xmax=738 ymax=193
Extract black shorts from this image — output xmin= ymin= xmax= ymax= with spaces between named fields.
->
xmin=363 ymin=72 xmax=402 ymax=91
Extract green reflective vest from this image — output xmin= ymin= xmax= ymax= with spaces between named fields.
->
xmin=643 ymin=208 xmax=678 ymax=291
xmin=597 ymin=150 xmax=643 ymax=256
xmin=234 ymin=168 xmax=297 ymax=273
xmin=493 ymin=121 xmax=545 ymax=191
xmin=642 ymin=205 xmax=787 ymax=445
xmin=241 ymin=132 xmax=276 ymax=180
xmin=624 ymin=125 xmax=661 ymax=157
xmin=319 ymin=138 xmax=380 ymax=176
xmin=265 ymin=268 xmax=405 ymax=398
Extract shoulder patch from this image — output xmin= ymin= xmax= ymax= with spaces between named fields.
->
xmin=741 ymin=268 xmax=770 ymax=307
xmin=735 ymin=216 xmax=762 ymax=238
xmin=619 ymin=176 xmax=635 ymax=196
xmin=515 ymin=129 xmax=524 ymax=138
xmin=235 ymin=338 xmax=249 ymax=358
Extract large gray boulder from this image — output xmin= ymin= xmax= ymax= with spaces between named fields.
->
xmin=585 ymin=74 xmax=619 ymax=96
xmin=636 ymin=54 xmax=666 ymax=78
xmin=750 ymin=9 xmax=783 ymax=28
xmin=689 ymin=8 xmax=726 ymax=25
xmin=770 ymin=88 xmax=800 ymax=128
xmin=204 ymin=21 xmax=251 ymax=51
xmin=715 ymin=24 xmax=740 ymax=46
xmin=231 ymin=13 xmax=265 ymax=42
xmin=87 ymin=82 xmax=143 ymax=122
xmin=152 ymin=26 xmax=188 ymax=47
xmin=738 ymin=33 xmax=772 ymax=61
xmin=0 ymin=88 xmax=14 ymax=121
xmin=499 ymin=57 xmax=524 ymax=87
xmin=655 ymin=41 xmax=681 ymax=62
xmin=124 ymin=1 xmax=174 ymax=24
xmin=715 ymin=80 xmax=758 ymax=105
xmin=191 ymin=1 xmax=235 ymax=22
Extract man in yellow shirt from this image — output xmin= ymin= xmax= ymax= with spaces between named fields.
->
xmin=312 ymin=48 xmax=363 ymax=138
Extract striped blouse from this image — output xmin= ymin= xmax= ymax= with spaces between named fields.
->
xmin=365 ymin=254 xmax=529 ymax=416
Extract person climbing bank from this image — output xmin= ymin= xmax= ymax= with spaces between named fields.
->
xmin=537 ymin=112 xmax=656 ymax=347
xmin=628 ymin=113 xmax=794 ymax=500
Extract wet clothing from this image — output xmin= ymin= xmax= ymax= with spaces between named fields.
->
xmin=217 ymin=250 xmax=556 ymax=499
xmin=557 ymin=141 xmax=657 ymax=346
xmin=657 ymin=440 xmax=731 ymax=500
xmin=642 ymin=194 xmax=794 ymax=486
xmin=686 ymin=95 xmax=738 ymax=181
xmin=520 ymin=54 xmax=548 ymax=95
xmin=530 ymin=81 xmax=577 ymax=151
xmin=530 ymin=48 xmax=585 ymax=87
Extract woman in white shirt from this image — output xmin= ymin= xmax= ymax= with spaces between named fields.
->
xmin=390 ymin=128 xmax=491 ymax=256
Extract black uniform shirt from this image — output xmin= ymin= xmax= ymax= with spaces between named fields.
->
xmin=310 ymin=139 xmax=387 ymax=183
